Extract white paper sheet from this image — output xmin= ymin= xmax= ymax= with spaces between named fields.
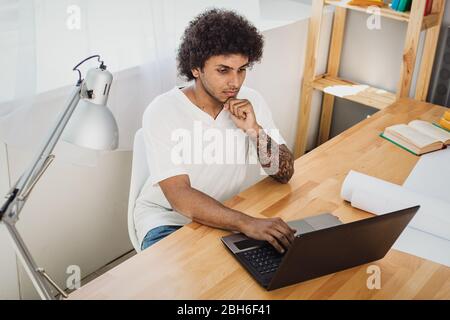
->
xmin=393 ymin=227 xmax=450 ymax=267
xmin=323 ymin=84 xmax=369 ymax=98
xmin=403 ymin=148 xmax=450 ymax=202
xmin=341 ymin=171 xmax=450 ymax=240
xmin=341 ymin=168 xmax=450 ymax=266
xmin=396 ymin=148 xmax=450 ymax=266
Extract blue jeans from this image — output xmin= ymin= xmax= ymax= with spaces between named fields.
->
xmin=141 ymin=225 xmax=182 ymax=250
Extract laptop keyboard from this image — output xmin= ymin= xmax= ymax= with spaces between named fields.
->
xmin=242 ymin=245 xmax=284 ymax=275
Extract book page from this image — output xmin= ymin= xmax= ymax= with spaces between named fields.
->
xmin=409 ymin=120 xmax=450 ymax=144
xmin=385 ymin=124 xmax=440 ymax=149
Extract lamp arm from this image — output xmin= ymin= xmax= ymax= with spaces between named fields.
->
xmin=0 ymin=83 xmax=82 ymax=300
xmin=2 ymin=218 xmax=66 ymax=299
xmin=16 ymin=84 xmax=82 ymax=205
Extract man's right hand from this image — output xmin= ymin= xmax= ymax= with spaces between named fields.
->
xmin=159 ymin=175 xmax=296 ymax=254
xmin=240 ymin=217 xmax=297 ymax=253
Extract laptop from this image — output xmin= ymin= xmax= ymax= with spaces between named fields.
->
xmin=221 ymin=205 xmax=420 ymax=291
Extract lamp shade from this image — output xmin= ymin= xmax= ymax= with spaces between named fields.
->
xmin=62 ymin=99 xmax=119 ymax=150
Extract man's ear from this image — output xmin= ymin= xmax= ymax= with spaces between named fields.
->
xmin=191 ymin=67 xmax=200 ymax=79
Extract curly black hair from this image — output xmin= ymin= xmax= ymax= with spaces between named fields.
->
xmin=177 ymin=8 xmax=264 ymax=81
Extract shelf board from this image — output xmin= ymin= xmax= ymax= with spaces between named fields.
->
xmin=325 ymin=0 xmax=410 ymax=22
xmin=311 ymin=75 xmax=397 ymax=110
xmin=325 ymin=0 xmax=439 ymax=30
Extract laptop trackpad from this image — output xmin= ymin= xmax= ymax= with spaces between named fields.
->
xmin=288 ymin=213 xmax=342 ymax=236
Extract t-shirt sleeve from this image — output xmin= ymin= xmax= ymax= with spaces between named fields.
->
xmin=142 ymin=105 xmax=189 ymax=186
xmin=252 ymin=91 xmax=287 ymax=146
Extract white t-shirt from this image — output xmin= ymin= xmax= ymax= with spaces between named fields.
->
xmin=134 ymin=86 xmax=286 ymax=245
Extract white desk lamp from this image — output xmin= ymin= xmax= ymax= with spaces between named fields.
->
xmin=0 ymin=55 xmax=119 ymax=299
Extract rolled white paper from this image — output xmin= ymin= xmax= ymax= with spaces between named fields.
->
xmin=341 ymin=170 xmax=450 ymax=241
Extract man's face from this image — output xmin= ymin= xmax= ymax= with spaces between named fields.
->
xmin=192 ymin=54 xmax=249 ymax=104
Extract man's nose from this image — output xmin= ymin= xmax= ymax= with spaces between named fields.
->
xmin=228 ymin=73 xmax=240 ymax=88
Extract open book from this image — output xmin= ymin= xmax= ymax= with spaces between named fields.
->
xmin=381 ymin=120 xmax=450 ymax=155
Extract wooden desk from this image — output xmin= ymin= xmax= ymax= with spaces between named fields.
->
xmin=70 ymin=98 xmax=450 ymax=299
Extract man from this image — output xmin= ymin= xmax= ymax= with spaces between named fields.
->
xmin=134 ymin=9 xmax=295 ymax=253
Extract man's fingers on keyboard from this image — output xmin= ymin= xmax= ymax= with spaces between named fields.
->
xmin=266 ymin=235 xmax=284 ymax=253
xmin=270 ymin=229 xmax=291 ymax=250
xmin=274 ymin=222 xmax=295 ymax=244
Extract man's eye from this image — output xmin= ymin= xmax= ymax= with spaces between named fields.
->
xmin=218 ymin=69 xmax=227 ymax=73
xmin=239 ymin=68 xmax=247 ymax=73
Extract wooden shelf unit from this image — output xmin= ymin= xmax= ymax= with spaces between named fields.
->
xmin=294 ymin=0 xmax=447 ymax=158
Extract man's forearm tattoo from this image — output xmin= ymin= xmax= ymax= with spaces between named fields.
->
xmin=252 ymin=128 xmax=294 ymax=184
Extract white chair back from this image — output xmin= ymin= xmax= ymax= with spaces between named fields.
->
xmin=127 ymin=128 xmax=149 ymax=252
